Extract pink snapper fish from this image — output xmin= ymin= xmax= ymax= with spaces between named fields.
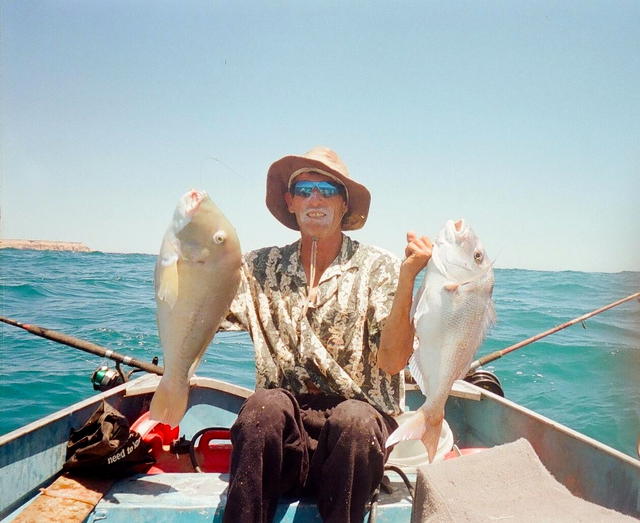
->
xmin=386 ymin=219 xmax=495 ymax=461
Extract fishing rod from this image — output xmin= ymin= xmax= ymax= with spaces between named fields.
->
xmin=0 ymin=316 xmax=164 ymax=376
xmin=469 ymin=291 xmax=640 ymax=372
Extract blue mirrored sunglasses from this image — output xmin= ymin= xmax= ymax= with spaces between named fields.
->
xmin=291 ymin=180 xmax=344 ymax=198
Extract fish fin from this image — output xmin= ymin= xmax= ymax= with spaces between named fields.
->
xmin=149 ymin=376 xmax=189 ymax=428
xmin=409 ymin=352 xmax=428 ymax=395
xmin=156 ymin=258 xmax=179 ymax=308
xmin=410 ymin=285 xmax=422 ymax=320
xmin=187 ymin=350 xmax=207 ymax=378
xmin=468 ymin=300 xmax=496 ymax=359
xmin=408 ymin=281 xmax=429 ymax=393
xmin=483 ymin=300 xmax=497 ymax=333
xmin=385 ymin=409 xmax=427 ymax=448
xmin=444 ymin=282 xmax=459 ymax=292
xmin=421 ymin=415 xmax=444 ymax=463
xmin=411 ymin=278 xmax=429 ymax=324
xmin=186 ymin=332 xmax=218 ymax=378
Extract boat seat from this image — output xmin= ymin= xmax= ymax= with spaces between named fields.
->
xmin=87 ymin=471 xmax=414 ymax=522
xmin=411 ymin=438 xmax=636 ymax=522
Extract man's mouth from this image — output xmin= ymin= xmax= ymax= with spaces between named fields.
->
xmin=306 ymin=210 xmax=327 ymax=218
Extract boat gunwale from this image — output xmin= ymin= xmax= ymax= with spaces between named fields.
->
xmin=0 ymin=375 xmax=253 ymax=447
xmin=461 ymin=383 xmax=640 ymax=468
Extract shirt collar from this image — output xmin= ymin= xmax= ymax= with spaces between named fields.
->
xmin=318 ymin=235 xmax=360 ymax=283
xmin=286 ymin=235 xmax=357 ymax=284
xmin=288 ymin=235 xmax=362 ymax=286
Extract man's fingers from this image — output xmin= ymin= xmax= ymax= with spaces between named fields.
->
xmin=419 ymin=236 xmax=433 ymax=250
xmin=408 ymin=235 xmax=432 ymax=252
xmin=405 ymin=232 xmax=432 ymax=259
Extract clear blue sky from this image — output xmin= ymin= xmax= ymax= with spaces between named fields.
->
xmin=2 ymin=1 xmax=638 ymax=272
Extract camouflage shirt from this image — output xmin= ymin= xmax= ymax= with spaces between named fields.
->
xmin=221 ymin=234 xmax=404 ymax=415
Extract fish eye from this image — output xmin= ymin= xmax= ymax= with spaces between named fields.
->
xmin=473 ymin=250 xmax=484 ymax=263
xmin=213 ymin=231 xmax=226 ymax=244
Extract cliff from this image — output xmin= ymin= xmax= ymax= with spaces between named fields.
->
xmin=0 ymin=239 xmax=93 ymax=252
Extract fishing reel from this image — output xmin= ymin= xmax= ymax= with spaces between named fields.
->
xmin=463 ymin=368 xmax=504 ymax=397
xmin=403 ymin=367 xmax=505 ymax=397
xmin=91 ymin=365 xmax=125 ymax=391
xmin=91 ymin=357 xmax=160 ymax=391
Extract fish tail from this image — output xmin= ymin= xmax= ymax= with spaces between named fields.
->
xmin=149 ymin=376 xmax=189 ymax=428
xmin=385 ymin=409 xmax=427 ymax=448
xmin=385 ymin=409 xmax=445 ymax=463
xmin=421 ymin=416 xmax=444 ymax=463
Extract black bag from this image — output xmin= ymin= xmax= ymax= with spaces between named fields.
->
xmin=63 ymin=401 xmax=154 ymax=477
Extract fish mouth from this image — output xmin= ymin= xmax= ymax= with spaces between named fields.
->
xmin=439 ymin=218 xmax=468 ymax=245
xmin=184 ymin=190 xmax=206 ymax=216
xmin=173 ymin=189 xmax=208 ymax=234
xmin=451 ymin=218 xmax=467 ymax=236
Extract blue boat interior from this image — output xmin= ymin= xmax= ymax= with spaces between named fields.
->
xmin=2 ymin=386 xmax=418 ymax=522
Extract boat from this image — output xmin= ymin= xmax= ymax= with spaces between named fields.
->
xmin=1 ymin=373 xmax=638 ymax=522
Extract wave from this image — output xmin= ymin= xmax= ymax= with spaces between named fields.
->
xmin=0 ymin=282 xmax=52 ymax=298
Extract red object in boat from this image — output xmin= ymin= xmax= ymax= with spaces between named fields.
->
xmin=444 ymin=447 xmax=487 ymax=460
xmin=130 ymin=411 xmax=232 ymax=474
xmin=130 ymin=411 xmax=179 ymax=454
xmin=193 ymin=428 xmax=233 ymax=473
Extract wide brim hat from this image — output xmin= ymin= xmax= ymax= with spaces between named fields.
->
xmin=266 ymin=146 xmax=371 ymax=231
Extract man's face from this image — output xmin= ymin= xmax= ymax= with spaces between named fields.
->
xmin=284 ymin=172 xmax=348 ymax=239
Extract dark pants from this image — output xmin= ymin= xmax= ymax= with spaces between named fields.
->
xmin=223 ymin=388 xmax=398 ymax=523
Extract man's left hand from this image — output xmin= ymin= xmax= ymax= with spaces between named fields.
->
xmin=402 ymin=232 xmax=432 ymax=280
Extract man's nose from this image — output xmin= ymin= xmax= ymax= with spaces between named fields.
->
xmin=307 ymin=189 xmax=325 ymax=201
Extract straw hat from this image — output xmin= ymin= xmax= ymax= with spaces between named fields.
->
xmin=266 ymin=146 xmax=371 ymax=231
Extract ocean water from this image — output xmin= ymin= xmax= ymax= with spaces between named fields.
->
xmin=1 ymin=249 xmax=639 ymax=458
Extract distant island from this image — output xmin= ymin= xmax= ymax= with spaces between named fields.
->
xmin=0 ymin=239 xmax=92 ymax=252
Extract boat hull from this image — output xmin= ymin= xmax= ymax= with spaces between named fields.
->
xmin=1 ymin=376 xmax=638 ymax=521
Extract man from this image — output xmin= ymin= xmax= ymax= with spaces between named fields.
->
xmin=221 ymin=146 xmax=431 ymax=522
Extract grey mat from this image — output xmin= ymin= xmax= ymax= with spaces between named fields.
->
xmin=411 ymin=438 xmax=636 ymax=522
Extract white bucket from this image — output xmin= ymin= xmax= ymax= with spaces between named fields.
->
xmin=386 ymin=412 xmax=454 ymax=468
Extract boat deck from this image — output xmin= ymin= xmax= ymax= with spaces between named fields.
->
xmin=85 ymin=471 xmax=414 ymax=522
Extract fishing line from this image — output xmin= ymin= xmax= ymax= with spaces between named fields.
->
xmin=300 ymin=238 xmax=318 ymax=320
xmin=206 ymin=156 xmax=247 ymax=181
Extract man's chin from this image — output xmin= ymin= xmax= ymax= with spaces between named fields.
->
xmin=299 ymin=224 xmax=339 ymax=239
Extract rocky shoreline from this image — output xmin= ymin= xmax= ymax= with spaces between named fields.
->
xmin=0 ymin=239 xmax=92 ymax=252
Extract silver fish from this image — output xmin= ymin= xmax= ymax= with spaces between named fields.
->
xmin=150 ymin=189 xmax=241 ymax=427
xmin=386 ymin=219 xmax=495 ymax=461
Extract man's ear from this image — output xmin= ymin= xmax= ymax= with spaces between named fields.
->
xmin=284 ymin=192 xmax=294 ymax=213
